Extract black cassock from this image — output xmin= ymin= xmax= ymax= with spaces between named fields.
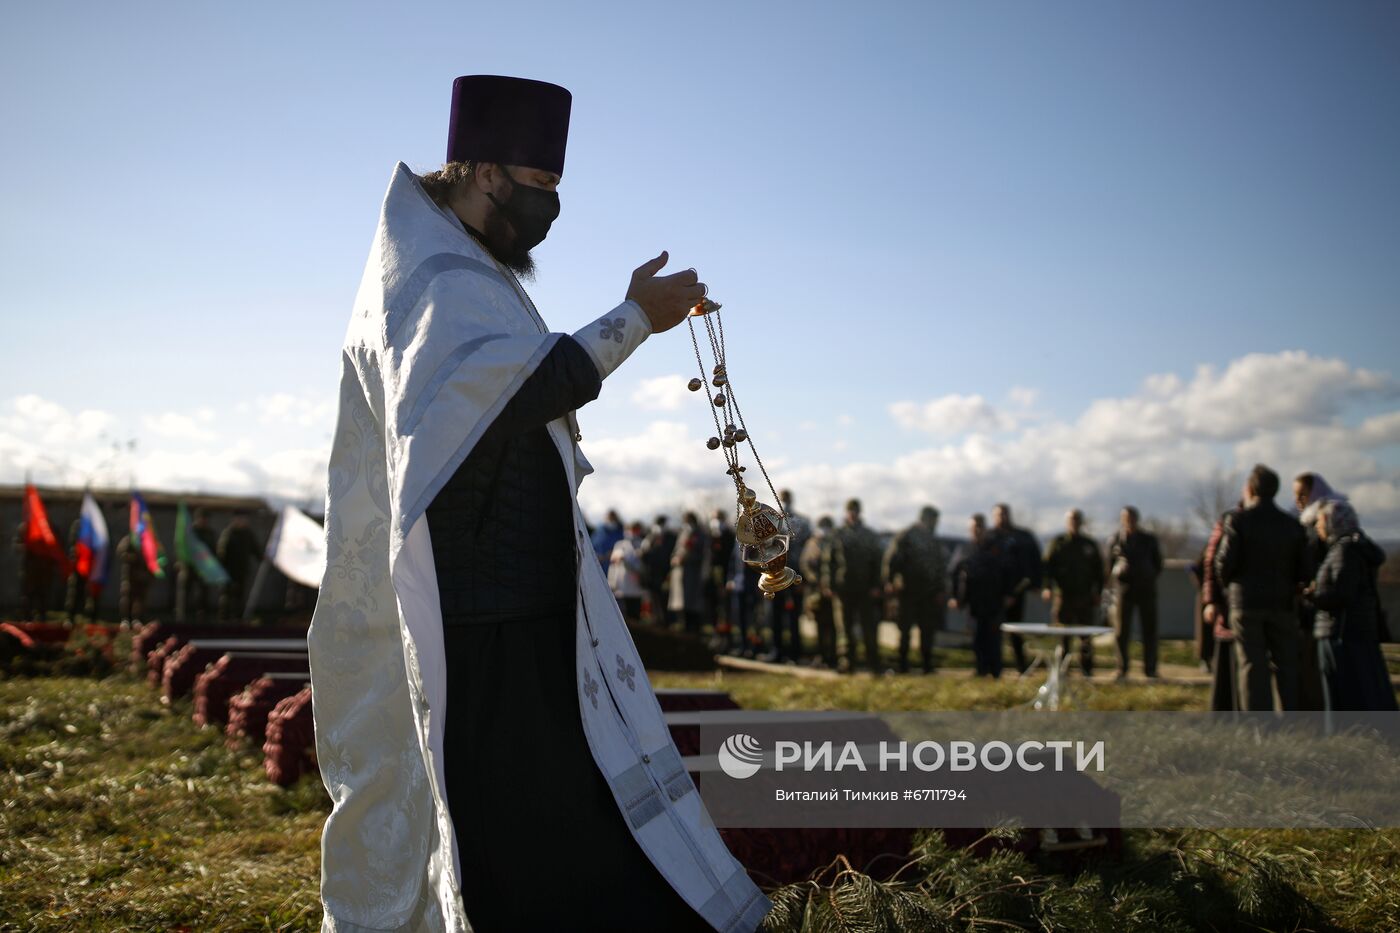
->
xmin=425 ymin=335 xmax=709 ymax=932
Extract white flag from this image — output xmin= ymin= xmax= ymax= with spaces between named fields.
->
xmin=265 ymin=505 xmax=326 ymax=588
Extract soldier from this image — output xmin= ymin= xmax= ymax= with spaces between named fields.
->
xmin=116 ymin=532 xmax=153 ymax=624
xmin=176 ymin=507 xmax=220 ymax=623
xmin=799 ymin=515 xmax=841 ymax=668
xmin=833 ymin=498 xmax=884 ymax=673
xmin=766 ymin=489 xmax=811 ymax=663
xmin=706 ymin=508 xmax=736 ymax=639
xmin=1108 ymin=505 xmax=1164 ymax=679
xmin=990 ymin=503 xmax=1042 ymax=674
xmin=1041 ymin=509 xmax=1104 ymax=676
xmin=882 ymin=506 xmax=948 ymax=674
xmin=217 ymin=512 xmax=262 ymax=620
xmin=65 ymin=516 xmax=87 ymax=623
xmin=15 ymin=519 xmax=58 ymax=622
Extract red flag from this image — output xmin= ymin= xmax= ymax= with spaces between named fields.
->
xmin=23 ymin=484 xmax=71 ymax=577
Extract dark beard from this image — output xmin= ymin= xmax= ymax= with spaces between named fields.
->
xmin=482 ymin=205 xmax=536 ymax=280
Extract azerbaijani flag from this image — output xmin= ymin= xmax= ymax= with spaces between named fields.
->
xmin=129 ymin=491 xmax=167 ymax=578
xmin=175 ymin=501 xmax=229 ymax=585
xmin=23 ymin=483 xmax=71 ymax=577
xmin=74 ymin=492 xmax=110 ymax=592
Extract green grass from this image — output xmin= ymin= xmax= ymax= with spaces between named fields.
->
xmin=0 ymin=675 xmax=325 ymax=931
xmin=652 ymin=670 xmax=1210 ymax=712
xmin=4 ymin=671 xmax=1398 ymax=931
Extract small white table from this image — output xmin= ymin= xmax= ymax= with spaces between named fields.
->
xmin=1001 ymin=623 xmax=1112 ymax=710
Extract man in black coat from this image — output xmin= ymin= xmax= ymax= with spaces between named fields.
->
xmin=1108 ymin=505 xmax=1164 ymax=678
xmin=991 ymin=503 xmax=1042 ymax=674
xmin=1215 ymin=464 xmax=1308 ymax=710
xmin=949 ymin=513 xmax=1016 ymax=678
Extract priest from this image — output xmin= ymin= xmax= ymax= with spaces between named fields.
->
xmin=306 ymin=75 xmax=769 ymax=933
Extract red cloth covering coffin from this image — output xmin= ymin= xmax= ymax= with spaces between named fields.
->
xmin=262 ymin=686 xmax=316 ymax=787
xmin=194 ymin=652 xmax=311 ymax=727
xmin=226 ymin=674 xmax=308 ymax=750
xmin=146 ymin=636 xmax=182 ymax=688
xmin=129 ymin=621 xmax=309 ymax=674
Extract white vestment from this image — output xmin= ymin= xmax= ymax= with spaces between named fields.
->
xmin=307 ymin=162 xmax=769 ymax=933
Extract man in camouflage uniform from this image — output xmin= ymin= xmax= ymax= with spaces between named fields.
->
xmin=117 ymin=532 xmax=153 ymax=624
xmin=64 ymin=514 xmax=106 ymax=623
xmin=833 ymin=498 xmax=884 ymax=673
xmin=766 ymin=489 xmax=811 ymax=663
xmin=883 ymin=505 xmax=948 ymax=674
xmin=217 ymin=512 xmax=262 ymax=620
xmin=1041 ymin=508 xmax=1105 ymax=676
xmin=799 ymin=515 xmax=841 ymax=669
xmin=15 ymin=519 xmax=58 ymax=622
xmin=176 ymin=507 xmax=220 ymax=623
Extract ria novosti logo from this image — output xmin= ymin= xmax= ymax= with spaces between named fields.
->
xmin=718 ymin=733 xmax=764 ymax=779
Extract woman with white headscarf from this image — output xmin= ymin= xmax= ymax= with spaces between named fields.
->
xmin=1294 ymin=472 xmax=1349 ymax=709
xmin=1311 ymin=499 xmax=1396 ymax=711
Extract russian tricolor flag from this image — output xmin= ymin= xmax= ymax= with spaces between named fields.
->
xmin=75 ymin=492 xmax=110 ymax=592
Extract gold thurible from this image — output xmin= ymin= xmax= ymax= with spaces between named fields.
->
xmin=688 ymin=294 xmax=800 ymax=598
xmin=733 ymin=485 xmax=801 ymax=598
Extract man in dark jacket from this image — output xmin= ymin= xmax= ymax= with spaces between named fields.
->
xmin=833 ymin=498 xmax=884 ymax=673
xmin=799 ymin=515 xmax=841 ymax=669
xmin=707 ymin=509 xmax=736 ymax=640
xmin=1215 ymin=464 xmax=1308 ymax=710
xmin=950 ymin=514 xmax=1015 ymax=678
xmin=1108 ymin=505 xmax=1164 ymax=678
xmin=640 ymin=515 xmax=677 ymax=626
xmin=1041 ymin=508 xmax=1103 ymax=676
xmin=883 ymin=505 xmax=947 ymax=674
xmin=991 ymin=504 xmax=1042 ymax=674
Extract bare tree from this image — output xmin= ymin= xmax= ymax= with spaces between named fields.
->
xmin=1142 ymin=516 xmax=1194 ymax=560
xmin=1189 ymin=467 xmax=1239 ymax=534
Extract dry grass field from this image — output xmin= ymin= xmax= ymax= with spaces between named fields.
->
xmin=2 ymin=666 xmax=1398 ymax=931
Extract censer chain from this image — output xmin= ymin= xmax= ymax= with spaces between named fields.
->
xmin=688 ymin=308 xmax=789 ymax=529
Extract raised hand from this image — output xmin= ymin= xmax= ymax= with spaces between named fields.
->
xmin=625 ymin=251 xmax=705 ymax=334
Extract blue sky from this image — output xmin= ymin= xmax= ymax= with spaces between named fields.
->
xmin=3 ymin=1 xmax=1399 ymax=535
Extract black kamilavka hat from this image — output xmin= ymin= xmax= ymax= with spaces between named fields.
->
xmin=446 ymin=75 xmax=572 ymax=175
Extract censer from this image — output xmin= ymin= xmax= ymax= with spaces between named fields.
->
xmin=685 ymin=297 xmax=800 ymax=599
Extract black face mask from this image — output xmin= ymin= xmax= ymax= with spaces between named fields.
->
xmin=486 ymin=166 xmax=560 ymax=253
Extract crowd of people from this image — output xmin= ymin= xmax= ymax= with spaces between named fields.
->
xmin=1196 ymin=466 xmax=1396 ymax=712
xmin=591 ymin=490 xmax=1162 ymax=679
xmin=593 ymin=469 xmax=1397 ymax=713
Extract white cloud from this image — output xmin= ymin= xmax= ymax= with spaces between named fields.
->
xmin=253 ymin=393 xmax=336 ymax=429
xmin=630 ymin=375 xmax=695 ymax=412
xmin=581 ymin=351 xmax=1400 ymax=538
xmin=890 ymin=394 xmax=1014 ymax=435
xmin=1008 ymin=386 xmax=1039 ymax=408
xmin=6 ymin=350 xmax=1400 ymax=539
xmin=142 ymin=411 xmax=218 ymax=442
